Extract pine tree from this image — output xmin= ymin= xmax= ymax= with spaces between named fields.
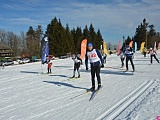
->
xmin=134 ymin=18 xmax=149 ymax=49
xmin=147 ymin=24 xmax=156 ymax=48
xmin=65 ymin=23 xmax=75 ymax=54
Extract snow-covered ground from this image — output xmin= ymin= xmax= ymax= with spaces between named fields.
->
xmin=0 ymin=51 xmax=160 ymax=120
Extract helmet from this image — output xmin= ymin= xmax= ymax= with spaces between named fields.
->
xmin=88 ymin=42 xmax=93 ymax=47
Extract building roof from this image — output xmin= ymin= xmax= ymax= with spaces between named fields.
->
xmin=0 ymin=41 xmax=14 ymax=52
xmin=0 ymin=41 xmax=11 ymax=50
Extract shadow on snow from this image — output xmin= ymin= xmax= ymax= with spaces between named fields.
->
xmin=20 ymin=71 xmax=39 ymax=74
xmin=43 ymin=81 xmax=87 ymax=90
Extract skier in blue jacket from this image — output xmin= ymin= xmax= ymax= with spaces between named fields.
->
xmin=85 ymin=42 xmax=104 ymax=91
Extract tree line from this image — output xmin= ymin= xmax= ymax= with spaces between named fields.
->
xmin=45 ymin=17 xmax=103 ymax=56
xmin=0 ymin=25 xmax=43 ymax=58
xmin=0 ymin=18 xmax=160 ymax=58
xmin=123 ymin=18 xmax=160 ymax=50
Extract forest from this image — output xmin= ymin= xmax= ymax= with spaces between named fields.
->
xmin=0 ymin=18 xmax=160 ymax=58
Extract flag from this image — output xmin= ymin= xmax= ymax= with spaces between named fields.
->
xmin=80 ymin=39 xmax=87 ymax=60
xmin=103 ymin=41 xmax=108 ymax=56
xmin=154 ymin=42 xmax=156 ymax=51
xmin=117 ymin=41 xmax=121 ymax=55
xmin=41 ymin=36 xmax=49 ymax=64
xmin=158 ymin=42 xmax=160 ymax=49
xmin=134 ymin=42 xmax=137 ymax=51
xmin=140 ymin=42 xmax=145 ymax=53
xmin=129 ymin=41 xmax=133 ymax=48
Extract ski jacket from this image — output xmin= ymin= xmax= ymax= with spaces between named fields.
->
xmin=72 ymin=56 xmax=82 ymax=64
xmin=148 ymin=49 xmax=157 ymax=55
xmin=85 ymin=49 xmax=103 ymax=69
xmin=119 ymin=52 xmax=125 ymax=58
xmin=48 ymin=61 xmax=52 ymax=69
xmin=124 ymin=46 xmax=134 ymax=57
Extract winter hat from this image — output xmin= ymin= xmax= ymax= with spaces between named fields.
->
xmin=88 ymin=42 xmax=93 ymax=47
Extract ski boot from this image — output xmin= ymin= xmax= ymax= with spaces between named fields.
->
xmin=88 ymin=87 xmax=95 ymax=92
xmin=98 ymin=84 xmax=102 ymax=90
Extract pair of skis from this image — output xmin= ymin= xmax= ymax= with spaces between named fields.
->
xmin=70 ymin=86 xmax=103 ymax=100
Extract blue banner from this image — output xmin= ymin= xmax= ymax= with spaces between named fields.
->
xmin=134 ymin=42 xmax=137 ymax=51
xmin=41 ymin=36 xmax=49 ymax=64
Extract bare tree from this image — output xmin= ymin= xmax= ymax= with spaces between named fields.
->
xmin=0 ymin=29 xmax=7 ymax=42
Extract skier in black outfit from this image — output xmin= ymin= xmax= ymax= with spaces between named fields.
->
xmin=148 ymin=48 xmax=159 ymax=64
xmin=118 ymin=50 xmax=125 ymax=68
xmin=85 ymin=42 xmax=104 ymax=91
xmin=124 ymin=45 xmax=135 ymax=72
xmin=72 ymin=54 xmax=82 ymax=78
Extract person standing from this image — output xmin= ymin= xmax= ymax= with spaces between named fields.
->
xmin=102 ymin=53 xmax=107 ymax=63
xmin=118 ymin=50 xmax=125 ymax=68
xmin=143 ymin=47 xmax=147 ymax=57
xmin=85 ymin=42 xmax=104 ymax=91
xmin=124 ymin=45 xmax=135 ymax=72
xmin=47 ymin=60 xmax=52 ymax=74
xmin=71 ymin=54 xmax=82 ymax=78
xmin=148 ymin=48 xmax=159 ymax=64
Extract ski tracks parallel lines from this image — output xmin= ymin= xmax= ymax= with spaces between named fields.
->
xmin=95 ymin=79 xmax=155 ymax=120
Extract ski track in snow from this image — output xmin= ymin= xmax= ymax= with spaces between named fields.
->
xmin=0 ymin=52 xmax=160 ymax=120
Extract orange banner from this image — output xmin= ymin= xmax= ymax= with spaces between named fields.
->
xmin=80 ymin=39 xmax=87 ymax=60
xmin=129 ymin=41 xmax=133 ymax=48
xmin=158 ymin=42 xmax=160 ymax=49
xmin=117 ymin=41 xmax=121 ymax=54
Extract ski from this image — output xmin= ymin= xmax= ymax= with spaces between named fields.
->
xmin=69 ymin=77 xmax=80 ymax=79
xmin=122 ymin=70 xmax=134 ymax=74
xmin=70 ymin=89 xmax=92 ymax=99
xmin=89 ymin=86 xmax=103 ymax=101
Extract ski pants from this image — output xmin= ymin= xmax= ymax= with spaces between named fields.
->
xmin=126 ymin=56 xmax=135 ymax=71
xmin=121 ymin=58 xmax=125 ymax=67
xmin=73 ymin=62 xmax=80 ymax=76
xmin=151 ymin=55 xmax=159 ymax=63
xmin=48 ymin=68 xmax=51 ymax=73
xmin=91 ymin=65 xmax=101 ymax=88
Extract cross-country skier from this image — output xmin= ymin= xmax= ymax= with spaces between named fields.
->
xmin=118 ymin=49 xmax=125 ymax=68
xmin=71 ymin=53 xmax=82 ymax=78
xmin=148 ymin=48 xmax=159 ymax=64
xmin=124 ymin=45 xmax=135 ymax=72
xmin=85 ymin=42 xmax=104 ymax=91
xmin=102 ymin=53 xmax=107 ymax=63
xmin=143 ymin=47 xmax=147 ymax=57
xmin=47 ymin=60 xmax=52 ymax=74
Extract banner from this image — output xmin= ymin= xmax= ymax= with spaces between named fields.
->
xmin=41 ymin=36 xmax=49 ymax=64
xmin=158 ymin=42 xmax=160 ymax=49
xmin=129 ymin=41 xmax=133 ymax=48
xmin=134 ymin=42 xmax=137 ymax=51
xmin=103 ymin=41 xmax=108 ymax=55
xmin=80 ymin=39 xmax=87 ymax=60
xmin=117 ymin=41 xmax=121 ymax=55
xmin=140 ymin=42 xmax=145 ymax=53
xmin=154 ymin=42 xmax=156 ymax=51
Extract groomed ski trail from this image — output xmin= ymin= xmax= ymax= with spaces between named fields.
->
xmin=95 ymin=79 xmax=155 ymax=120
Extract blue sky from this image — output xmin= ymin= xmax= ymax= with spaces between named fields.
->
xmin=0 ymin=0 xmax=160 ymax=44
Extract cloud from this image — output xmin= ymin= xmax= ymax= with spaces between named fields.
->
xmin=0 ymin=0 xmax=160 ymax=43
xmin=9 ymin=18 xmax=38 ymax=25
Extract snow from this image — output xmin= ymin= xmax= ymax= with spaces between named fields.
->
xmin=0 ymin=51 xmax=160 ymax=120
